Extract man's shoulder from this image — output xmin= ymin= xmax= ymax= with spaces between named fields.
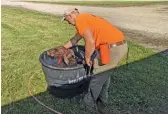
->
xmin=76 ymin=13 xmax=93 ymax=23
xmin=78 ymin=13 xmax=92 ymax=18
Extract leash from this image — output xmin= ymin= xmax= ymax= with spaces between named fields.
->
xmin=28 ymin=75 xmax=63 ymax=114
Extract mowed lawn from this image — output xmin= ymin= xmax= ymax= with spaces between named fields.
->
xmin=1 ymin=7 xmax=168 ymax=114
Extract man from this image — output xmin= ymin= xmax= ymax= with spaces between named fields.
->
xmin=62 ymin=8 xmax=128 ymax=114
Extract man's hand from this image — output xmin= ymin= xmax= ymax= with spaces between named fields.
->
xmin=85 ymin=58 xmax=92 ymax=66
xmin=82 ymin=59 xmax=92 ymax=66
xmin=63 ymin=41 xmax=72 ymax=49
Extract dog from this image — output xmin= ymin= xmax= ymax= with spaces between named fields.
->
xmin=47 ymin=46 xmax=77 ymax=67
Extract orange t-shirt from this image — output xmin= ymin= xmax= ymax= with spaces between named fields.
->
xmin=75 ymin=13 xmax=125 ymax=49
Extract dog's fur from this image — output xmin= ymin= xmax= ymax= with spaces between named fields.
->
xmin=47 ymin=46 xmax=77 ymax=67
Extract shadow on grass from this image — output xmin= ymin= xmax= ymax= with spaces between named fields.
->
xmin=2 ymin=50 xmax=168 ymax=114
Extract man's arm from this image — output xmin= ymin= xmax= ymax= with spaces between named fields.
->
xmin=64 ymin=33 xmax=81 ymax=49
xmin=83 ymin=29 xmax=95 ymax=66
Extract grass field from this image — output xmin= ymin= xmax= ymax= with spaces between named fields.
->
xmin=24 ymin=1 xmax=168 ymax=7
xmin=1 ymin=7 xmax=168 ymax=114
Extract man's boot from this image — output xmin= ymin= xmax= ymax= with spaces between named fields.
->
xmin=97 ymin=102 xmax=109 ymax=114
xmin=79 ymin=100 xmax=98 ymax=114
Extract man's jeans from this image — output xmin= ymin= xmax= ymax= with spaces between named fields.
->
xmin=83 ymin=43 xmax=128 ymax=107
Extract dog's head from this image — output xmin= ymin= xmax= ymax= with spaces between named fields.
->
xmin=47 ymin=46 xmax=66 ymax=57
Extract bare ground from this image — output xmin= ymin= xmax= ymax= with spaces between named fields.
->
xmin=2 ymin=1 xmax=168 ymax=54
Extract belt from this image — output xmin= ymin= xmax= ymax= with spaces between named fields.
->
xmin=109 ymin=40 xmax=126 ymax=48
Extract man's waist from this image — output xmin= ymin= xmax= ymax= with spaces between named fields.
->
xmin=96 ymin=40 xmax=126 ymax=49
xmin=108 ymin=40 xmax=126 ymax=48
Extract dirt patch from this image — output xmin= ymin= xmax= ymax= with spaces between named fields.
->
xmin=156 ymin=6 xmax=168 ymax=13
xmin=160 ymin=49 xmax=168 ymax=55
xmin=121 ymin=28 xmax=168 ymax=53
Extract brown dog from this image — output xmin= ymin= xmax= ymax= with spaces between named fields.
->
xmin=47 ymin=46 xmax=77 ymax=67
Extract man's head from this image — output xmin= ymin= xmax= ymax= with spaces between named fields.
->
xmin=62 ymin=8 xmax=79 ymax=26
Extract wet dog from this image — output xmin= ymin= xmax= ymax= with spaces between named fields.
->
xmin=47 ymin=46 xmax=77 ymax=67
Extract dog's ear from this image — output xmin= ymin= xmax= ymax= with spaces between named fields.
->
xmin=63 ymin=55 xmax=69 ymax=66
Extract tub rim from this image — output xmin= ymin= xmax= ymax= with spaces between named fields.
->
xmin=39 ymin=50 xmax=84 ymax=71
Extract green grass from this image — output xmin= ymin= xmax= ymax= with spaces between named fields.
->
xmin=2 ymin=7 xmax=168 ymax=114
xmin=24 ymin=1 xmax=168 ymax=7
xmin=1 ymin=6 xmax=76 ymax=105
